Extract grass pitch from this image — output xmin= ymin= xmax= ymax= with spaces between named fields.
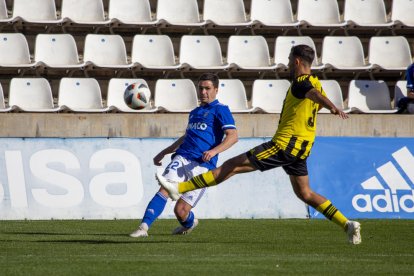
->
xmin=1 ymin=219 xmax=413 ymax=275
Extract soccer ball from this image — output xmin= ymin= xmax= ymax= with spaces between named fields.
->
xmin=123 ymin=82 xmax=151 ymax=110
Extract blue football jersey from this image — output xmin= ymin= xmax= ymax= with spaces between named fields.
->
xmin=176 ymin=100 xmax=236 ymax=169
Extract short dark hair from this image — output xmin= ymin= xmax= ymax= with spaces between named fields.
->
xmin=290 ymin=45 xmax=315 ymax=66
xmin=198 ymin=73 xmax=219 ymax=88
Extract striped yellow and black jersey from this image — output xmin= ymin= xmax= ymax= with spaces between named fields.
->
xmin=272 ymin=74 xmax=327 ymax=159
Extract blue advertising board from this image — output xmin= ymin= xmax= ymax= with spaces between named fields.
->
xmin=308 ymin=137 xmax=414 ymax=219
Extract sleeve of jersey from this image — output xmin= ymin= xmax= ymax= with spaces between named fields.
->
xmin=407 ymin=65 xmax=414 ymax=90
xmin=291 ymin=78 xmax=315 ymax=99
xmin=217 ymin=106 xmax=236 ymax=130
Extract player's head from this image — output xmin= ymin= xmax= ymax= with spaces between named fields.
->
xmin=288 ymin=45 xmax=314 ymax=77
xmin=197 ymin=73 xmax=219 ymax=105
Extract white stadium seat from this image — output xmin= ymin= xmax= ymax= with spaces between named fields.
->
xmin=321 ymin=36 xmax=370 ymax=71
xmin=58 ymin=78 xmax=105 ymax=112
xmin=297 ymin=0 xmax=346 ymax=27
xmin=179 ymin=35 xmax=228 ymax=70
xmin=391 ymin=0 xmax=414 ymax=27
xmin=0 ymin=33 xmax=34 ymax=68
xmin=34 ymin=34 xmax=83 ymax=69
xmin=131 ymin=35 xmax=181 ymax=70
xmin=61 ymin=0 xmax=107 ymax=25
xmin=346 ymin=80 xmax=396 ymax=113
xmin=274 ymin=36 xmax=322 ymax=70
xmin=250 ymin=0 xmax=300 ymax=28
xmin=9 ymin=78 xmax=58 ymax=112
xmin=83 ymin=34 xmax=131 ymax=69
xmin=251 ymin=79 xmax=290 ymax=113
xmin=216 ymin=79 xmax=252 ymax=113
xmin=0 ymin=82 xmax=11 ymax=112
xmin=0 ymin=0 xmax=10 ymax=22
xmin=227 ymin=36 xmax=276 ymax=71
xmin=368 ymin=36 xmax=412 ymax=71
xmin=108 ymin=0 xmax=154 ymax=26
xmin=319 ymin=80 xmax=345 ymax=113
xmin=156 ymin=0 xmax=205 ymax=27
xmin=12 ymin=0 xmax=58 ymax=24
xmin=203 ymin=0 xmax=251 ymax=27
xmin=107 ymin=78 xmax=156 ymax=112
xmin=154 ymin=79 xmax=198 ymax=112
xmin=344 ymin=0 xmax=393 ymax=27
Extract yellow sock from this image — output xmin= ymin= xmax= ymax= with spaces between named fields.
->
xmin=316 ymin=200 xmax=348 ymax=230
xmin=179 ymin=171 xmax=217 ymax=193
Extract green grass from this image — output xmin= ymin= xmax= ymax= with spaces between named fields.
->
xmin=1 ymin=219 xmax=413 ymax=275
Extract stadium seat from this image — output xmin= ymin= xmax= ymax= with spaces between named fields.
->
xmin=0 ymin=0 xmax=10 ymax=23
xmin=131 ymin=35 xmax=181 ymax=70
xmin=83 ymin=34 xmax=131 ymax=69
xmin=319 ymin=80 xmax=346 ymax=113
xmin=58 ymin=78 xmax=105 ymax=112
xmin=368 ymin=36 xmax=412 ymax=71
xmin=12 ymin=0 xmax=58 ymax=24
xmin=321 ymin=36 xmax=370 ymax=71
xmin=391 ymin=0 xmax=414 ymax=27
xmin=227 ymin=36 xmax=276 ymax=71
xmin=0 ymin=82 xmax=11 ymax=112
xmin=274 ymin=36 xmax=322 ymax=70
xmin=346 ymin=80 xmax=396 ymax=113
xmin=154 ymin=79 xmax=198 ymax=112
xmin=0 ymin=33 xmax=34 ymax=68
xmin=60 ymin=0 xmax=107 ymax=25
xmin=216 ymin=79 xmax=252 ymax=113
xmin=250 ymin=0 xmax=300 ymax=28
xmin=344 ymin=0 xmax=393 ymax=27
xmin=34 ymin=34 xmax=83 ymax=69
xmin=251 ymin=79 xmax=290 ymax=113
xmin=179 ymin=35 xmax=228 ymax=70
xmin=297 ymin=0 xmax=346 ymax=27
xmin=156 ymin=0 xmax=205 ymax=27
xmin=108 ymin=0 xmax=154 ymax=26
xmin=203 ymin=0 xmax=251 ymax=27
xmin=106 ymin=78 xmax=156 ymax=112
xmin=8 ymin=78 xmax=58 ymax=112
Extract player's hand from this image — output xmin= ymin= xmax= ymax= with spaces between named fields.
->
xmin=153 ymin=153 xmax=164 ymax=166
xmin=331 ymin=107 xmax=349 ymax=119
xmin=202 ymin=150 xmax=217 ymax=162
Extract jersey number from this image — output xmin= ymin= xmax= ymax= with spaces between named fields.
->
xmin=307 ymin=107 xmax=317 ymax=127
xmin=167 ymin=161 xmax=180 ymax=171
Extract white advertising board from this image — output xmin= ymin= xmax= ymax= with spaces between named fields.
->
xmin=0 ymin=138 xmax=307 ymax=220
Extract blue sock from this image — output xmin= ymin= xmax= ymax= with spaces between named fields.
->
xmin=179 ymin=211 xmax=195 ymax=228
xmin=141 ymin=192 xmax=167 ymax=228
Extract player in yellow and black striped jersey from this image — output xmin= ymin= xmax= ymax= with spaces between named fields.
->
xmin=157 ymin=45 xmax=362 ymax=244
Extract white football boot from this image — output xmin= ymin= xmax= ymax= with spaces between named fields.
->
xmin=346 ymin=221 xmax=361 ymax=245
xmin=172 ymin=219 xmax=199 ymax=235
xmin=129 ymin=224 xmax=149 ymax=238
xmin=155 ymin=172 xmax=181 ymax=201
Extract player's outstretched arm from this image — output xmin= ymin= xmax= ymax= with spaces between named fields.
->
xmin=202 ymin=128 xmax=238 ymax=162
xmin=305 ymin=88 xmax=349 ymax=119
xmin=153 ymin=135 xmax=186 ymax=166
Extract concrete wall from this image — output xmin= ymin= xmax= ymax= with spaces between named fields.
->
xmin=0 ymin=114 xmax=412 ymax=138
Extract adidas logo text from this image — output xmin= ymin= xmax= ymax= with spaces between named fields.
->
xmin=352 ymin=146 xmax=414 ymax=213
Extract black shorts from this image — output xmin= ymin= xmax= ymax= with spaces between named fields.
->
xmin=246 ymin=140 xmax=308 ymax=176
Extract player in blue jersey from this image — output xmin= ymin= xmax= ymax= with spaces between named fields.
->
xmin=130 ymin=73 xmax=238 ymax=237
xmin=397 ymin=63 xmax=414 ymax=114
